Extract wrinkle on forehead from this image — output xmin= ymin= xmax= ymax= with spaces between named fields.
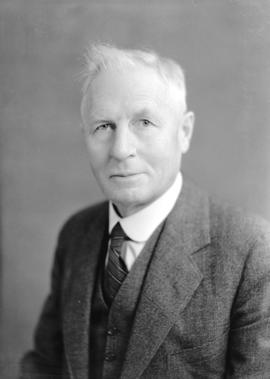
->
xmin=82 ymin=65 xmax=185 ymax=126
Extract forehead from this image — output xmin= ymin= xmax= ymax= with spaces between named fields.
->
xmin=87 ymin=66 xmax=171 ymax=112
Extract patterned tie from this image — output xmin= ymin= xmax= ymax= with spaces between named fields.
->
xmin=103 ymin=222 xmax=128 ymax=305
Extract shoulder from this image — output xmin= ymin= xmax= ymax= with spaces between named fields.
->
xmin=206 ymin=191 xmax=270 ymax=279
xmin=183 ymin=179 xmax=270 ymax=301
xmin=183 ymin=177 xmax=270 ymax=265
xmin=183 ymin=177 xmax=270 ymax=239
xmin=58 ymin=200 xmax=108 ymax=243
xmin=209 ymin=194 xmax=270 ymax=249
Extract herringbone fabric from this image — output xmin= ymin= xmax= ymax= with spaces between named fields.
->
xmin=103 ymin=222 xmax=128 ymax=304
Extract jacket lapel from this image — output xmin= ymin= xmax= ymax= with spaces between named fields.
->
xmin=63 ymin=203 xmax=108 ymax=379
xmin=121 ymin=180 xmax=210 ymax=379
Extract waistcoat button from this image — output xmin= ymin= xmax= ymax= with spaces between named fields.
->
xmin=105 ymin=352 xmax=116 ymax=361
xmin=107 ymin=327 xmax=119 ymax=336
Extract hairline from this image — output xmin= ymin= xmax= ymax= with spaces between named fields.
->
xmin=80 ymin=44 xmax=187 ymax=126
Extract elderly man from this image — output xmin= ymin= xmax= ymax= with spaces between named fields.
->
xmin=21 ymin=44 xmax=270 ymax=378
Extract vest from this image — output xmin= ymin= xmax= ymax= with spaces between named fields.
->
xmin=89 ymin=222 xmax=164 ymax=379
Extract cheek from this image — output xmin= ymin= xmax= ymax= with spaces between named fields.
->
xmin=142 ymin=134 xmax=181 ymax=167
xmin=86 ymin=140 xmax=107 ymax=169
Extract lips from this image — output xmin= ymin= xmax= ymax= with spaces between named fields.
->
xmin=109 ymin=173 xmax=144 ymax=184
xmin=110 ymin=172 xmax=139 ymax=178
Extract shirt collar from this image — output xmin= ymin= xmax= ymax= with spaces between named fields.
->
xmin=109 ymin=172 xmax=182 ymax=242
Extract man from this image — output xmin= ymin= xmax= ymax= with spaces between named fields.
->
xmin=20 ymin=44 xmax=270 ymax=378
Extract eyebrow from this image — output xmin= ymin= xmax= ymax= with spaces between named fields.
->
xmin=132 ymin=107 xmax=162 ymax=123
xmin=88 ymin=105 xmax=163 ymax=124
xmin=133 ymin=108 xmax=152 ymax=117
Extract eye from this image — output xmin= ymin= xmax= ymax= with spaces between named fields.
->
xmin=95 ymin=122 xmax=114 ymax=132
xmin=139 ymin=119 xmax=153 ymax=127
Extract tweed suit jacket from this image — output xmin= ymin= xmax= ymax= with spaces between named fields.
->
xmin=20 ymin=179 xmax=270 ymax=378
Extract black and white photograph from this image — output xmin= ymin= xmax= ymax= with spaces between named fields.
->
xmin=1 ymin=1 xmax=270 ymax=378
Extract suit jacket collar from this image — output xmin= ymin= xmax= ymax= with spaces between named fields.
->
xmin=120 ymin=179 xmax=211 ymax=379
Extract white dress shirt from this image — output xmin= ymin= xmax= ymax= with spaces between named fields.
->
xmin=107 ymin=172 xmax=182 ymax=271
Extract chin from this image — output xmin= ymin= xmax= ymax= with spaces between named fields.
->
xmin=109 ymin=190 xmax=141 ymax=204
xmin=105 ymin=187 xmax=148 ymax=208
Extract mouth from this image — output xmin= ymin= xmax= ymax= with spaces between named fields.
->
xmin=109 ymin=173 xmax=143 ymax=182
xmin=110 ymin=173 xmax=139 ymax=178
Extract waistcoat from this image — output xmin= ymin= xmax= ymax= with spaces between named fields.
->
xmin=89 ymin=222 xmax=164 ymax=379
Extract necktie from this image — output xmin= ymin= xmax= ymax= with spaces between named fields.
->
xmin=103 ymin=222 xmax=128 ymax=305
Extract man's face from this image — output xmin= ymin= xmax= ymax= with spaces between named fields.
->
xmin=82 ymin=65 xmax=194 ymax=216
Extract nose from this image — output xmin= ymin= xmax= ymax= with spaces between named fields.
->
xmin=110 ymin=125 xmax=136 ymax=161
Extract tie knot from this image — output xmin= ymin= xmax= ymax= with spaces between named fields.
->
xmin=110 ymin=222 xmax=127 ymax=249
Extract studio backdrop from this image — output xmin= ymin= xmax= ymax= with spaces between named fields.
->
xmin=1 ymin=1 xmax=270 ymax=377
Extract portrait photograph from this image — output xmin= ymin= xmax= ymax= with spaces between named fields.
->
xmin=1 ymin=1 xmax=270 ymax=378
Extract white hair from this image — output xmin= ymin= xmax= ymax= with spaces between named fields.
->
xmin=80 ymin=44 xmax=187 ymax=124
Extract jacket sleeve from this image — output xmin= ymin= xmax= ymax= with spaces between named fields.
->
xmin=19 ymin=230 xmax=66 ymax=379
xmin=226 ymin=221 xmax=270 ymax=378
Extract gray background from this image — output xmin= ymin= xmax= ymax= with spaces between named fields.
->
xmin=1 ymin=0 xmax=270 ymax=377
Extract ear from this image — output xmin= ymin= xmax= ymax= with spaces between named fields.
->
xmin=179 ymin=111 xmax=195 ymax=154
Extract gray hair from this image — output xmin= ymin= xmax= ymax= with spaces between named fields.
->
xmin=80 ymin=44 xmax=187 ymax=123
